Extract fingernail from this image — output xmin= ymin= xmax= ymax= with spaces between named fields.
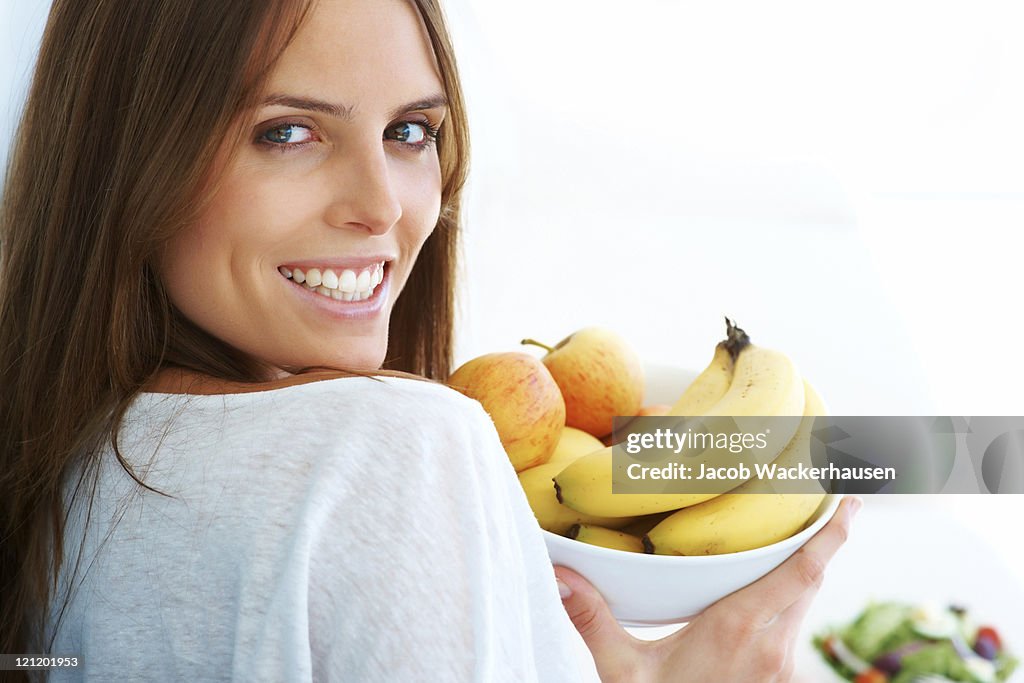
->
xmin=556 ymin=578 xmax=572 ymax=600
xmin=850 ymin=496 xmax=863 ymax=517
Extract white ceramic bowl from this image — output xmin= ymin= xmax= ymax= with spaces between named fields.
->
xmin=543 ymin=495 xmax=840 ymax=627
xmin=542 ymin=362 xmax=842 ymax=627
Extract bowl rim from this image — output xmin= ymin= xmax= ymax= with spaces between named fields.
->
xmin=542 ymin=493 xmax=842 ymax=564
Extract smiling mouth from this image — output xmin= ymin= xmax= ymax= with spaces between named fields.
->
xmin=277 ymin=261 xmax=385 ymax=301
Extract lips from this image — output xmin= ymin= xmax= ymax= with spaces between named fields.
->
xmin=278 ymin=258 xmax=391 ymax=321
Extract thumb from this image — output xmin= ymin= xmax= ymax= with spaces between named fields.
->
xmin=553 ymin=565 xmax=640 ymax=678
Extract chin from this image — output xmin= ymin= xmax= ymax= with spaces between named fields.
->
xmin=266 ymin=340 xmax=388 ymax=377
xmin=324 ymin=346 xmax=387 ymax=373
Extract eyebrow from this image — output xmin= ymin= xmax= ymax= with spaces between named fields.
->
xmin=259 ymin=93 xmax=448 ymax=121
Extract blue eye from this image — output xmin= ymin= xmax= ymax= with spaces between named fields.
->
xmin=385 ymin=121 xmax=439 ymax=148
xmin=258 ymin=123 xmax=315 ymax=147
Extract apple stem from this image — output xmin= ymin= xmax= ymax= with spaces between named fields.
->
xmin=521 ymin=338 xmax=554 ymax=353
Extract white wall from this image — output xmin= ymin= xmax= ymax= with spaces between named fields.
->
xmin=1 ymin=1 xmax=48 ymax=165
xmin=3 ymin=0 xmax=1022 ymax=415
xmin=442 ymin=0 xmax=1024 ymax=415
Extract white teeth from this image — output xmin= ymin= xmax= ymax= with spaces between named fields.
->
xmin=280 ymin=261 xmax=386 ymax=302
xmin=339 ymin=269 xmax=357 ymax=293
xmin=321 ymin=268 xmax=339 ymax=289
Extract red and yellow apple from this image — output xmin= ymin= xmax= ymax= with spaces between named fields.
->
xmin=522 ymin=327 xmax=644 ymax=438
xmin=448 ymin=352 xmax=566 ymax=471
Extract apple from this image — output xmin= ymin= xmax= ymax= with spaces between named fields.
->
xmin=448 ymin=352 xmax=566 ymax=471
xmin=522 ymin=327 xmax=644 ymax=438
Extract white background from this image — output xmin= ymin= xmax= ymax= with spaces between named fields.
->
xmin=3 ymin=1 xmax=1023 ymax=415
xmin=441 ymin=0 xmax=1024 ymax=417
xmin=3 ymin=0 xmax=1023 ymax=669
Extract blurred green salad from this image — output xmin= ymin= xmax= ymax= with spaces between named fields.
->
xmin=814 ymin=601 xmax=1018 ymax=683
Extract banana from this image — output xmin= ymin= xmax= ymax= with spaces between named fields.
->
xmin=606 ymin=337 xmax=735 ymax=448
xmin=553 ymin=318 xmax=805 ymax=517
xmin=739 ymin=379 xmax=828 ymax=495
xmin=553 ymin=448 xmax=722 ymax=516
xmin=517 ymin=461 xmax=638 ymax=534
xmin=702 ymin=342 xmax=804 ymax=419
xmin=643 ymin=380 xmax=828 ymax=556
xmin=619 ymin=511 xmax=675 ymax=537
xmin=675 ymin=320 xmax=806 ymax=481
xmin=668 ymin=338 xmax=737 ymax=417
xmin=568 ymin=524 xmax=646 ymax=553
xmin=546 ymin=427 xmax=605 ymax=466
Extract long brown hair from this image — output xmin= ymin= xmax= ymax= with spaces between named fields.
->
xmin=0 ymin=0 xmax=470 ymax=672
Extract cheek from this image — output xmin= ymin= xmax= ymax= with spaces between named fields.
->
xmin=398 ymin=157 xmax=443 ymax=243
xmin=200 ymin=175 xmax=296 ymax=249
xmin=158 ymin=175 xmax=296 ymax=310
xmin=168 ymin=171 xmax=311 ymax=265
xmin=158 ymin=220 xmax=215 ymax=307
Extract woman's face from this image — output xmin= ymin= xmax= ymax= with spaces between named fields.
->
xmin=158 ymin=0 xmax=446 ymax=378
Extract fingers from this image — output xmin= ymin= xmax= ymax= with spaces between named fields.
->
xmin=774 ymin=586 xmax=818 ymax=681
xmin=775 ymin=579 xmax=819 ymax=635
xmin=553 ymin=565 xmax=644 ymax=681
xmin=772 ymin=500 xmax=859 ymax=678
xmin=714 ymin=496 xmax=861 ymax=631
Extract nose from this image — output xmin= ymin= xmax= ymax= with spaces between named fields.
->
xmin=322 ymin=143 xmax=403 ymax=235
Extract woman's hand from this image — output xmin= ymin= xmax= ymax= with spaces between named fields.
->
xmin=555 ymin=495 xmax=861 ymax=683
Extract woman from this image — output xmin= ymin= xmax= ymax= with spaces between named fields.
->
xmin=0 ymin=0 xmax=858 ymax=680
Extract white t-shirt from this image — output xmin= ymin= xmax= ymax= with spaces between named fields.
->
xmin=46 ymin=375 xmax=600 ymax=682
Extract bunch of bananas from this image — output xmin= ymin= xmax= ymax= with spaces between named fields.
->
xmin=519 ymin=318 xmax=827 ymax=556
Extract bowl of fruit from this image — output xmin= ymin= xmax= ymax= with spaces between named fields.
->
xmin=542 ymin=494 xmax=840 ymax=627
xmin=448 ymin=318 xmax=843 ymax=627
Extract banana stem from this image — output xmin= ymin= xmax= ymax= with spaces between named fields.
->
xmin=722 ymin=317 xmax=752 ymax=361
xmin=521 ymin=338 xmax=554 ymax=353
